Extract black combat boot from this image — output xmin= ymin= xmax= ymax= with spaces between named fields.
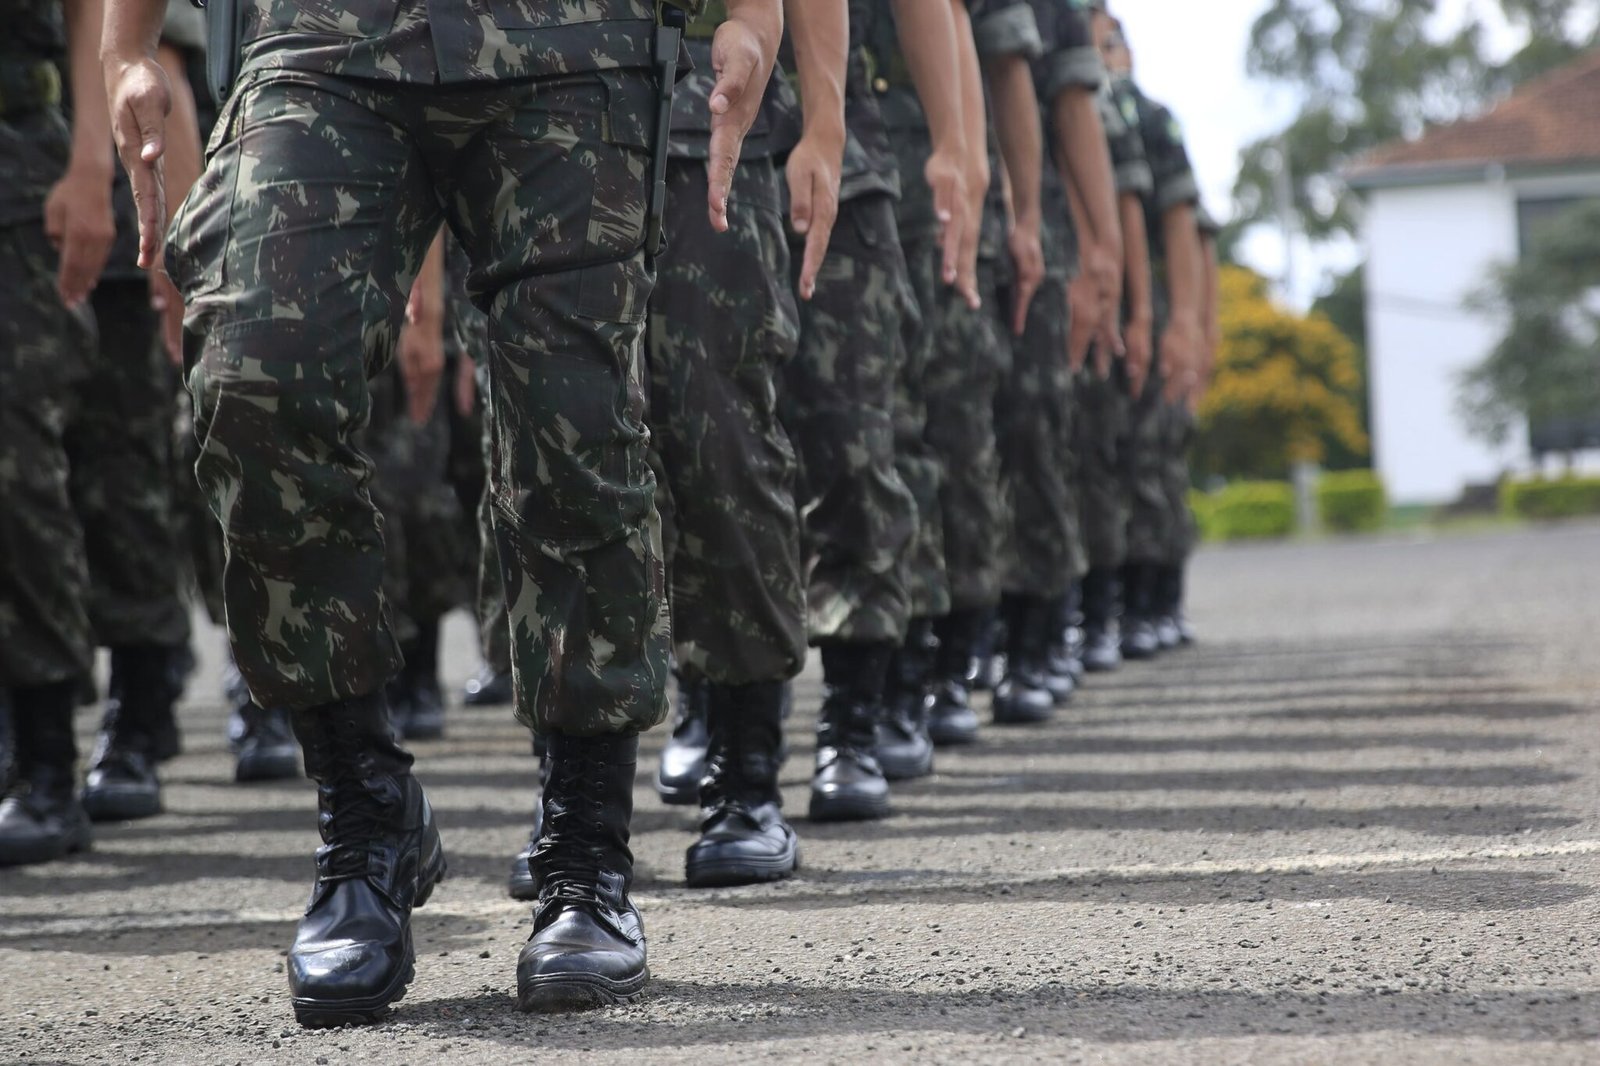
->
xmin=1080 ymin=567 xmax=1123 ymax=672
xmin=508 ymin=737 xmax=550 ymax=902
xmin=462 ymin=662 xmax=514 ymax=707
xmin=969 ymin=611 xmax=1005 ymax=693
xmin=993 ymin=595 xmax=1059 ymax=724
xmin=517 ymin=732 xmax=648 ymax=1011
xmin=686 ymin=682 xmax=797 ymax=887
xmin=108 ymin=644 xmax=183 ymax=763
xmin=392 ymin=621 xmax=445 ymax=741
xmin=1120 ymin=562 xmax=1161 ymax=660
xmin=809 ymin=643 xmax=893 ymax=822
xmin=286 ymin=693 xmax=446 ymax=1028
xmin=83 ymin=646 xmax=173 ymax=822
xmin=1045 ymin=591 xmax=1085 ymax=688
xmin=926 ymin=609 xmax=983 ymax=745
xmin=655 ymin=676 xmax=709 ymax=805
xmin=235 ymin=702 xmax=301 ymax=782
xmin=875 ymin=618 xmax=936 ymax=780
xmin=0 ymin=681 xmax=91 ymax=866
xmin=1157 ymin=563 xmax=1196 ymax=645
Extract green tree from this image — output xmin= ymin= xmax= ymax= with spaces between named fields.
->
xmin=1311 ymin=264 xmax=1371 ymax=470
xmin=1232 ymin=1 xmax=1598 ymax=249
xmin=1195 ymin=266 xmax=1368 ymax=481
xmin=1461 ymin=200 xmax=1600 ymax=456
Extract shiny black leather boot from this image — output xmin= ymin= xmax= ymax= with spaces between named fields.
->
xmin=508 ymin=738 xmax=550 ymax=902
xmin=927 ymin=610 xmax=983 ymax=746
xmin=809 ymin=643 xmax=892 ymax=822
xmin=969 ymin=611 xmax=1005 ymax=693
xmin=517 ymin=732 xmax=648 ymax=1012
xmin=83 ymin=647 xmax=173 ymax=822
xmin=1120 ymin=562 xmax=1162 ymax=660
xmin=0 ymin=681 xmax=91 ymax=866
xmin=875 ymin=618 xmax=936 ymax=780
xmin=993 ymin=595 xmax=1058 ymax=725
xmin=286 ymin=693 xmax=446 ymax=1028
xmin=655 ymin=676 xmax=709 ymax=805
xmin=392 ymin=621 xmax=445 ymax=741
xmin=1080 ymin=567 xmax=1123 ymax=673
xmin=235 ymin=702 xmax=302 ymax=782
xmin=686 ymin=681 xmax=798 ymax=887
xmin=1157 ymin=563 xmax=1196 ymax=645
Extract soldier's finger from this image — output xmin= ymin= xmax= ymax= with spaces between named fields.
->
xmin=796 ymin=184 xmax=834 ymax=302
xmin=129 ymin=165 xmax=165 ymax=271
xmin=705 ymin=142 xmax=739 ymax=232
xmin=1012 ymin=275 xmax=1039 ymax=337
xmin=790 ymin=163 xmax=814 ymax=237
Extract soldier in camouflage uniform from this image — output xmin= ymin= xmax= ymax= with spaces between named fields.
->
xmin=872 ymin=0 xmax=1047 ymax=747
xmin=0 ymin=0 xmax=101 ymax=868
xmin=991 ymin=0 xmax=1123 ymax=723
xmin=1076 ymin=1 xmax=1154 ymax=672
xmin=107 ymin=0 xmax=783 ymax=1021
xmin=1097 ymin=13 xmax=1205 ymax=661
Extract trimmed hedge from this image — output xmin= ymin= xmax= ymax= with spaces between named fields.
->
xmin=1201 ymin=481 xmax=1296 ymax=540
xmin=1501 ymin=476 xmax=1600 ymax=520
xmin=1317 ymin=470 xmax=1387 ymax=533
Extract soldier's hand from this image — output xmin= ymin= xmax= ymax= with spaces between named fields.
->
xmin=786 ymin=134 xmax=841 ymax=301
xmin=104 ymin=54 xmax=173 ymax=272
xmin=454 ymin=351 xmax=477 ymax=419
xmin=707 ymin=6 xmax=781 ymax=233
xmin=1123 ymin=312 xmax=1152 ymax=391
xmin=148 ymin=266 xmax=184 ymax=367
xmin=44 ymin=166 xmax=116 ymax=309
xmin=924 ymin=147 xmax=975 ymax=307
xmin=1066 ymin=274 xmax=1096 ymax=372
xmin=399 ymin=278 xmax=446 ymax=426
xmin=1007 ymin=213 xmax=1044 ymax=337
xmin=1159 ymin=314 xmax=1201 ymax=406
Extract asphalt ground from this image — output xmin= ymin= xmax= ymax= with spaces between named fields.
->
xmin=3 ymin=520 xmax=1599 ymax=1064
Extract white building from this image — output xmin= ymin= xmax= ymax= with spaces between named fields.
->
xmin=1349 ymin=50 xmax=1600 ymax=505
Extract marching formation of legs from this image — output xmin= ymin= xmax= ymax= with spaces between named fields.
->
xmin=1 ymin=0 xmax=1219 ymax=1029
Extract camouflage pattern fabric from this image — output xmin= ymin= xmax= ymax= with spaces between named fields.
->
xmin=645 ymin=158 xmax=804 ymax=685
xmin=1123 ymin=364 xmax=1171 ymax=565
xmin=781 ymin=193 xmax=917 ymax=646
xmin=1073 ymin=365 xmax=1129 ymax=569
xmin=70 ymin=281 xmax=190 ymax=650
xmin=1159 ymin=401 xmax=1199 ymax=564
xmin=0 ymin=212 xmax=95 ymax=690
xmin=173 ymin=388 xmax=227 ymax=625
xmin=362 ymin=365 xmax=471 ymax=647
xmin=888 ymin=160 xmax=950 ymax=621
xmin=997 ymin=279 xmax=1084 ymax=598
xmin=172 ymin=61 xmax=669 ymax=736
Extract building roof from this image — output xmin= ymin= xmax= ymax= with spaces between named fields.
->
xmin=1348 ymin=48 xmax=1600 ymax=189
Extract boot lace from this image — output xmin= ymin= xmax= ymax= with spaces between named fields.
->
xmin=315 ymin=774 xmax=393 ymax=883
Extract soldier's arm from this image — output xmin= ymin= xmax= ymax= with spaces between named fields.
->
xmin=399 ymin=231 xmax=448 ymax=427
xmin=891 ymin=0 xmax=973 ymax=303
xmin=1160 ymin=202 xmax=1205 ymax=404
xmin=1119 ymin=189 xmax=1152 ymax=391
xmin=951 ymin=2 xmax=990 ymax=305
xmin=148 ymin=38 xmax=203 ymax=363
xmin=783 ymin=0 xmax=847 ymax=300
xmin=985 ymin=54 xmax=1043 ymax=336
xmin=707 ymin=0 xmax=785 ymax=232
xmin=49 ymin=0 xmax=118 ymax=308
xmin=1196 ymin=229 xmax=1220 ymax=408
xmin=1055 ymin=87 xmax=1122 ymax=350
xmin=102 ymin=0 xmax=174 ymax=271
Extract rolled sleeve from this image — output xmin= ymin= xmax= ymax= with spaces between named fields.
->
xmin=1041 ymin=45 xmax=1103 ymax=99
xmin=972 ymin=3 xmax=1045 ymax=61
xmin=1116 ymin=159 xmax=1154 ymax=196
xmin=1154 ymin=169 xmax=1199 ymax=213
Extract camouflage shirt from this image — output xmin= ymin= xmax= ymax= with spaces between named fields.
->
xmin=836 ymin=0 xmax=897 ymax=203
xmin=237 ymin=0 xmax=659 ymax=84
xmin=1116 ymin=77 xmax=1199 ymax=263
xmin=0 ymin=0 xmax=65 ymax=227
xmin=669 ymin=5 xmax=799 ymax=161
xmin=1098 ymin=79 xmax=1151 ymax=198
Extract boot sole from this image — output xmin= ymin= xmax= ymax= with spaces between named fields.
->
xmin=517 ymin=968 xmax=649 ymax=1013
xmin=927 ymin=721 xmax=980 ymax=747
xmin=82 ymin=789 xmax=162 ymax=823
xmin=877 ymin=748 xmax=934 ymax=781
xmin=685 ymin=846 xmax=799 ymax=888
xmin=235 ymin=749 xmax=301 ymax=783
xmin=0 ymin=828 xmax=91 ymax=866
xmin=808 ymin=792 xmax=890 ymax=822
xmin=993 ymin=703 xmax=1054 ymax=725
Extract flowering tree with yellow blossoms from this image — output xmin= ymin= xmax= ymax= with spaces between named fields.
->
xmin=1193 ymin=267 xmax=1368 ymax=482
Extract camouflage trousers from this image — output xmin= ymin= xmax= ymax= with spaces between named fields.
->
xmin=997 ymin=278 xmax=1085 ymax=598
xmin=0 ymin=219 xmax=94 ymax=689
xmin=646 ymin=158 xmax=805 ymax=685
xmin=72 ymin=281 xmax=189 ymax=650
xmin=171 ymin=68 xmax=669 ymax=735
xmin=1159 ymin=401 xmax=1198 ymax=564
xmin=1123 ymin=368 xmax=1171 ymax=565
xmin=890 ymin=219 xmax=950 ymax=620
xmin=363 ymin=364 xmax=471 ymax=646
xmin=781 ymin=193 xmax=917 ymax=646
xmin=1073 ymin=361 xmax=1130 ymax=569
xmin=924 ymin=259 xmax=1010 ymax=612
